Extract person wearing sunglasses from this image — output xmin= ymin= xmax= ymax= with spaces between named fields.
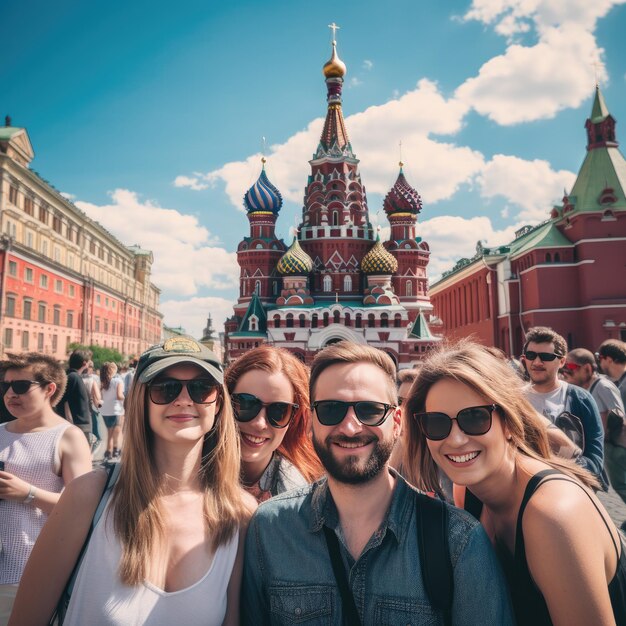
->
xmin=0 ymin=352 xmax=92 ymax=624
xmin=242 ymin=341 xmax=513 ymax=625
xmin=405 ymin=340 xmax=626 ymax=625
xmin=10 ymin=337 xmax=254 ymax=626
xmin=225 ymin=346 xmax=322 ymax=503
xmin=522 ymin=326 xmax=606 ymax=485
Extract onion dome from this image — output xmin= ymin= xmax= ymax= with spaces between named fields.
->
xmin=383 ymin=163 xmax=422 ymax=215
xmin=323 ymin=41 xmax=347 ymax=78
xmin=277 ymin=237 xmax=314 ymax=275
xmin=362 ymin=235 xmax=398 ymax=275
xmin=243 ymin=159 xmax=283 ymax=214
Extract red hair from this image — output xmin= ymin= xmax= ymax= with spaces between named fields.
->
xmin=225 ymin=346 xmax=323 ymax=482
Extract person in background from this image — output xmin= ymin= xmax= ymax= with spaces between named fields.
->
xmin=55 ymin=349 xmax=93 ymax=446
xmin=405 ymin=340 xmax=626 ymax=625
xmin=124 ymin=358 xmax=138 ymax=398
xmin=388 ymin=368 xmax=416 ymax=476
xmin=521 ymin=326 xmax=605 ymax=485
xmin=0 ymin=352 xmax=92 ymax=624
xmin=598 ymin=339 xmax=626 ymax=408
xmin=81 ymin=361 xmax=102 ymax=449
xmin=225 ymin=346 xmax=322 ymax=502
xmin=100 ymin=363 xmax=125 ymax=461
xmin=10 ymin=336 xmax=254 ymax=626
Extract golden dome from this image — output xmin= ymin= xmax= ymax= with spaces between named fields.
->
xmin=277 ymin=237 xmax=314 ymax=275
xmin=323 ymin=42 xmax=347 ymax=78
xmin=362 ymin=236 xmax=398 ymax=275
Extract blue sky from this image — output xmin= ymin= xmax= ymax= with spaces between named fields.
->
xmin=4 ymin=0 xmax=626 ymax=337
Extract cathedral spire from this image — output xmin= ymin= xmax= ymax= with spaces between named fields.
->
xmin=319 ymin=25 xmax=350 ymax=154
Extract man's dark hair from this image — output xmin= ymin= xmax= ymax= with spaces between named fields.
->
xmin=523 ymin=326 xmax=567 ymax=357
xmin=598 ymin=339 xmax=626 ymax=364
xmin=68 ymin=349 xmax=92 ymax=370
xmin=397 ymin=369 xmax=419 ymax=385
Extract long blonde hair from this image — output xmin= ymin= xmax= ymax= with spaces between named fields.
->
xmin=404 ymin=339 xmax=598 ymax=493
xmin=110 ymin=371 xmax=246 ymax=585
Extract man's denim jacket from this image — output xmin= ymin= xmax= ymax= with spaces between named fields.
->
xmin=242 ymin=471 xmax=513 ymax=625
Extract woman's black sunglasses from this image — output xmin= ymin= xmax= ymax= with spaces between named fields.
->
xmin=148 ymin=379 xmax=219 ymax=405
xmin=0 ymin=380 xmax=45 ymax=395
xmin=231 ymin=393 xmax=298 ymax=429
xmin=312 ymin=400 xmax=394 ymax=427
xmin=414 ymin=404 xmax=499 ymax=441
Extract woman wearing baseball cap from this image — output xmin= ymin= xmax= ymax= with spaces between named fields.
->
xmin=10 ymin=336 xmax=255 ymax=626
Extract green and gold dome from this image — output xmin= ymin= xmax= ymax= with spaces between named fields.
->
xmin=277 ymin=237 xmax=314 ymax=275
xmin=362 ymin=235 xmax=398 ymax=275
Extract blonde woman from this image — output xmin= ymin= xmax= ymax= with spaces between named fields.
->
xmin=404 ymin=340 xmax=626 ymax=626
xmin=10 ymin=337 xmax=255 ymax=626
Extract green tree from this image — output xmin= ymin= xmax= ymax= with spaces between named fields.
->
xmin=67 ymin=343 xmax=125 ymax=370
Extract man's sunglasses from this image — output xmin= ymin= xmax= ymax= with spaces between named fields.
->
xmin=523 ymin=351 xmax=561 ymax=362
xmin=414 ymin=404 xmax=499 ymax=441
xmin=0 ymin=380 xmax=45 ymax=395
xmin=231 ymin=393 xmax=297 ymax=429
xmin=312 ymin=400 xmax=395 ymax=427
xmin=148 ymin=379 xmax=219 ymax=405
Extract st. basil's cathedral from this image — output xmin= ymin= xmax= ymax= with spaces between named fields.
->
xmin=224 ymin=34 xmax=438 ymax=367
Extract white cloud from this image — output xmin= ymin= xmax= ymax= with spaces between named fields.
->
xmin=160 ymin=296 xmax=235 ymax=339
xmin=348 ymin=77 xmax=363 ymax=87
xmin=173 ymin=174 xmax=209 ymax=191
xmin=193 ymin=79 xmax=481 ymax=211
xmin=477 ymin=154 xmax=577 ymax=221
xmin=76 ymin=189 xmax=239 ymax=296
xmin=60 ymin=192 xmax=76 ymax=200
xmin=363 ymin=59 xmax=374 ymax=70
xmin=418 ymin=215 xmax=518 ymax=280
xmin=455 ymin=24 xmax=606 ymax=124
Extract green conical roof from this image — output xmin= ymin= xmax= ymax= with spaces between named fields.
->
xmin=236 ymin=293 xmax=267 ymax=335
xmin=408 ymin=311 xmax=433 ymax=339
xmin=591 ymin=86 xmax=610 ymax=123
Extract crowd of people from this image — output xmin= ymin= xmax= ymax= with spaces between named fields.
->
xmin=1 ymin=328 xmax=625 ymax=625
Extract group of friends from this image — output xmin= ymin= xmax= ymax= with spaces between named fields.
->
xmin=0 ymin=327 xmax=626 ymax=625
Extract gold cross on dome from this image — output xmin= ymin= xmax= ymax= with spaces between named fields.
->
xmin=328 ymin=22 xmax=340 ymax=43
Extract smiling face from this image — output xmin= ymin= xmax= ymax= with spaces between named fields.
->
xmin=311 ymin=362 xmax=401 ymax=485
xmin=232 ymin=369 xmax=293 ymax=482
xmin=423 ymin=378 xmax=512 ymax=488
xmin=147 ymin=363 xmax=219 ymax=449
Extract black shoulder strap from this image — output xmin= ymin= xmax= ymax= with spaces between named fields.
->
xmin=322 ymin=526 xmax=361 ymax=626
xmin=464 ymin=488 xmax=483 ymax=520
xmin=589 ymin=378 xmax=601 ymax=395
xmin=417 ymin=495 xmax=453 ymax=626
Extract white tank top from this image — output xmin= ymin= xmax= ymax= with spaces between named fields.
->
xmin=100 ymin=375 xmax=124 ymax=416
xmin=0 ymin=422 xmax=69 ymax=584
xmin=64 ymin=502 xmax=239 ymax=626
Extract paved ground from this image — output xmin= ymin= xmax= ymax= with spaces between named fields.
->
xmin=598 ymin=485 xmax=626 ymax=528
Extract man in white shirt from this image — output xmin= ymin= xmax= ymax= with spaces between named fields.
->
xmin=597 ymin=339 xmax=626 ymax=409
xmin=521 ymin=326 xmax=605 ymax=485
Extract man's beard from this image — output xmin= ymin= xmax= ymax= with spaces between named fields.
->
xmin=312 ymin=432 xmax=395 ymax=485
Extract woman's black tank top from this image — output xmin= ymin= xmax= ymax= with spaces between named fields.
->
xmin=464 ymin=469 xmax=626 ymax=625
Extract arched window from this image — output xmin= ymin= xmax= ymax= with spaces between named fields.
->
xmin=394 ymin=313 xmax=402 ymax=328
xmin=545 ymin=253 xmax=552 ymax=263
xmin=333 ymin=310 xmax=340 ymax=324
xmin=249 ymin=315 xmax=258 ymax=332
xmin=273 ymin=281 xmax=279 ymax=295
xmin=323 ymin=275 xmax=332 ymax=292
xmin=273 ymin=314 xmax=280 ymax=328
xmin=242 ymin=281 xmax=247 ymax=296
xmin=345 ymin=312 xmax=351 ymax=326
xmin=381 ymin=313 xmax=388 ymax=328
xmin=299 ymin=314 xmax=306 ymax=328
xmin=255 ymin=280 xmax=261 ymax=295
xmin=286 ymin=314 xmax=294 ymax=328
xmin=312 ymin=314 xmax=318 ymax=328
xmin=355 ymin=313 xmax=362 ymax=328
xmin=333 ymin=211 xmax=339 ymax=226
xmin=406 ymin=280 xmax=413 ymax=296
xmin=554 ymin=253 xmax=561 ymax=263
xmin=344 ymin=275 xmax=352 ymax=291
xmin=368 ymin=314 xmax=375 ymax=328
xmin=323 ymin=312 xmax=330 ymax=327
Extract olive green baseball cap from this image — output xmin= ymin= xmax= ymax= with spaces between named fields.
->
xmin=136 ymin=336 xmax=223 ymax=384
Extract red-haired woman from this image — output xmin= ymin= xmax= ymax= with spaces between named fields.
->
xmin=225 ymin=346 xmax=323 ymax=502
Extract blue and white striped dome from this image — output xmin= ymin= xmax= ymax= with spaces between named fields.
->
xmin=243 ymin=164 xmax=283 ymax=214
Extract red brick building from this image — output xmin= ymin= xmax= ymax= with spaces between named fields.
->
xmin=429 ymin=87 xmax=626 ymax=355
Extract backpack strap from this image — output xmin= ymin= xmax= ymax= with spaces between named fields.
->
xmin=322 ymin=526 xmax=361 ymax=626
xmin=417 ymin=494 xmax=453 ymax=626
xmin=53 ymin=462 xmax=121 ymax=625
xmin=589 ymin=378 xmax=601 ymax=396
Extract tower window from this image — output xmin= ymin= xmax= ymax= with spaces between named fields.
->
xmin=406 ymin=281 xmax=413 ymax=296
xmin=344 ymin=275 xmax=352 ymax=291
xmin=255 ymin=280 xmax=261 ymax=295
xmin=323 ymin=275 xmax=332 ymax=292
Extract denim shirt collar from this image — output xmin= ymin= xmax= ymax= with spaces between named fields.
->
xmin=308 ymin=468 xmax=413 ymax=545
